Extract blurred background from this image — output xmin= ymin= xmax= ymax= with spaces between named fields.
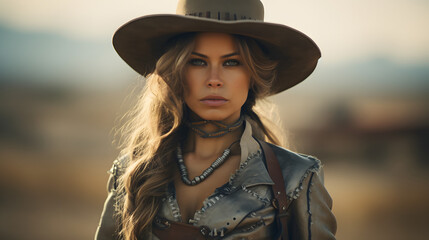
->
xmin=0 ymin=0 xmax=428 ymax=239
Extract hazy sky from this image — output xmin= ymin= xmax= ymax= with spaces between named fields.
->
xmin=0 ymin=0 xmax=428 ymax=64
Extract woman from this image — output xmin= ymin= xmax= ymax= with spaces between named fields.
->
xmin=95 ymin=0 xmax=336 ymax=239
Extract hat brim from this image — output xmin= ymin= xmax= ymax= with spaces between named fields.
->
xmin=113 ymin=14 xmax=321 ymax=94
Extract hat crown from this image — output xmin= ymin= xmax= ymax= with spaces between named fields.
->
xmin=176 ymin=0 xmax=264 ymax=21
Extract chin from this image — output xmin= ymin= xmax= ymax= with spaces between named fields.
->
xmin=204 ymin=115 xmax=228 ymax=121
xmin=195 ymin=113 xmax=224 ymax=121
xmin=197 ymin=110 xmax=239 ymax=123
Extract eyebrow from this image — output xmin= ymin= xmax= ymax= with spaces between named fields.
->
xmin=191 ymin=52 xmax=240 ymax=58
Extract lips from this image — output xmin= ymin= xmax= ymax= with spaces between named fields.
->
xmin=200 ymin=95 xmax=228 ymax=106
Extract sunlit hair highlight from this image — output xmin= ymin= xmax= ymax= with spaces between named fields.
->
xmin=117 ymin=33 xmax=195 ymax=240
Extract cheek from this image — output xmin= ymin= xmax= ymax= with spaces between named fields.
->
xmin=239 ymin=72 xmax=251 ymax=93
xmin=183 ymin=85 xmax=194 ymax=106
xmin=238 ymin=88 xmax=249 ymax=106
xmin=183 ymin=71 xmax=195 ymax=98
xmin=184 ymin=69 xmax=202 ymax=94
xmin=235 ymin=75 xmax=251 ymax=105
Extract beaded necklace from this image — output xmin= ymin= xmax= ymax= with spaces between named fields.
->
xmin=177 ymin=140 xmax=240 ymax=186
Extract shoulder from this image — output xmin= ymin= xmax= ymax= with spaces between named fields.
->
xmin=108 ymin=154 xmax=130 ymax=176
xmin=267 ymin=144 xmax=337 ymax=239
xmin=267 ymin=143 xmax=322 ymax=200
xmin=106 ymin=154 xmax=130 ymax=192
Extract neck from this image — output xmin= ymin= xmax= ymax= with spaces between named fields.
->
xmin=186 ymin=112 xmax=244 ymax=137
xmin=183 ymin=122 xmax=244 ymax=161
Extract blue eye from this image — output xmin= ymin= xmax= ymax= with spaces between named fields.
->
xmin=189 ymin=58 xmax=206 ymax=66
xmin=224 ymin=59 xmax=241 ymax=66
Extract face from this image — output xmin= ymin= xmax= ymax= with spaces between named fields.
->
xmin=184 ymin=33 xmax=250 ymax=124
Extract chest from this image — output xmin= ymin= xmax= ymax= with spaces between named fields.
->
xmin=158 ymin=177 xmax=274 ymax=237
xmin=156 ymin=151 xmax=276 ymax=238
xmin=174 ymin=155 xmax=241 ymax=222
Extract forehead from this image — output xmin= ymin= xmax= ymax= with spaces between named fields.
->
xmin=193 ymin=32 xmax=238 ymax=53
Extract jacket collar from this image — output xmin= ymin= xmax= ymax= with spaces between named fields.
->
xmin=239 ymin=117 xmax=260 ymax=164
xmin=229 ymin=119 xmax=274 ymax=188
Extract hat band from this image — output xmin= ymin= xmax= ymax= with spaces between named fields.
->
xmin=177 ymin=0 xmax=264 ymax=21
xmin=185 ymin=11 xmax=256 ymax=21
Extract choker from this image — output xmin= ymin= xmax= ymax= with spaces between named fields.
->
xmin=176 ymin=140 xmax=239 ymax=186
xmin=186 ymin=115 xmax=244 ymax=138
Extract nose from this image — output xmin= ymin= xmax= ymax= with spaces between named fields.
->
xmin=207 ymin=66 xmax=223 ymax=88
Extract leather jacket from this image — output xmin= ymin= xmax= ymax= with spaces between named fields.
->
xmin=95 ymin=122 xmax=337 ymax=239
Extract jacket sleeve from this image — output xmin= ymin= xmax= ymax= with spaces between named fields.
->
xmin=94 ymin=163 xmax=122 ymax=240
xmin=286 ymin=168 xmax=337 ymax=240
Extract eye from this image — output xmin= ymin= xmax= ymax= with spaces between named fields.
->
xmin=188 ymin=58 xmax=207 ymax=66
xmin=223 ymin=59 xmax=241 ymax=66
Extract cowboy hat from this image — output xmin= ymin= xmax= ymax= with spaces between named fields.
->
xmin=113 ymin=0 xmax=321 ymax=94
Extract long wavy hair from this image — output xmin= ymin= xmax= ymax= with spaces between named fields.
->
xmin=116 ymin=33 xmax=285 ymax=239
